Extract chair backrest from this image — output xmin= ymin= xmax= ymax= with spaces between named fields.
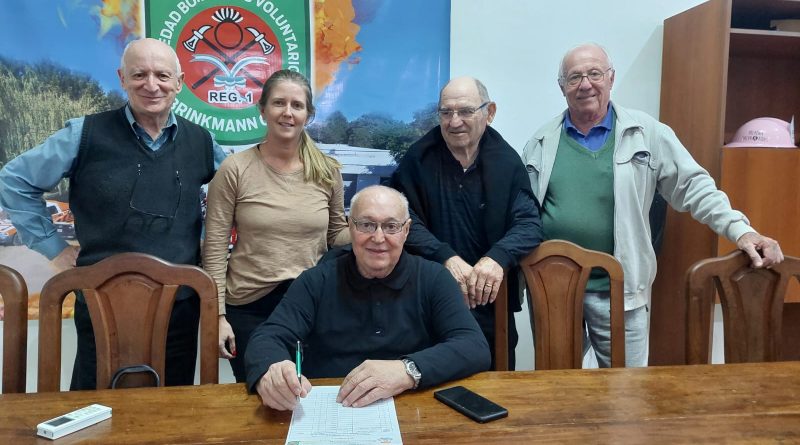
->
xmin=520 ymin=240 xmax=625 ymax=369
xmin=1 ymin=264 xmax=28 ymax=393
xmin=685 ymin=250 xmax=800 ymax=364
xmin=494 ymin=277 xmax=509 ymax=371
xmin=37 ymin=252 xmax=218 ymax=392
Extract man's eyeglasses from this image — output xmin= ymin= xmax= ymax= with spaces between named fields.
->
xmin=562 ymin=68 xmax=614 ymax=87
xmin=351 ymin=218 xmax=408 ymax=235
xmin=437 ymin=102 xmax=490 ymax=120
xmin=129 ymin=163 xmax=182 ymax=220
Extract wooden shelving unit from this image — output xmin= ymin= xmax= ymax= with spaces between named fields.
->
xmin=650 ymin=0 xmax=800 ymax=365
xmin=728 ymin=29 xmax=800 ymax=57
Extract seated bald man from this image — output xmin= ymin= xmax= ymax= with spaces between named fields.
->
xmin=244 ymin=185 xmax=490 ymax=410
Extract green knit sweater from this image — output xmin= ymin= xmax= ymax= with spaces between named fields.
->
xmin=541 ymin=126 xmax=615 ymax=291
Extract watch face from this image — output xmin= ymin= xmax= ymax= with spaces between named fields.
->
xmin=404 ymin=359 xmax=421 ymax=379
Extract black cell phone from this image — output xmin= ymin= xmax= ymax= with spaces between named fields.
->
xmin=433 ymin=386 xmax=508 ymax=423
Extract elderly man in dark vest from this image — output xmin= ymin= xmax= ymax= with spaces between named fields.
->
xmin=0 ymin=38 xmax=227 ymax=389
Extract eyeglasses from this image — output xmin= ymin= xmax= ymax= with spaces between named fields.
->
xmin=562 ymin=68 xmax=614 ymax=87
xmin=129 ymin=163 xmax=182 ymax=220
xmin=351 ymin=218 xmax=408 ymax=234
xmin=437 ymin=102 xmax=490 ymax=120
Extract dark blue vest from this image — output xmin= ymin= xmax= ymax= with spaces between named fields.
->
xmin=70 ymin=107 xmax=214 ymax=270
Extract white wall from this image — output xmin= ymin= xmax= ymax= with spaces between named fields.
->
xmin=450 ymin=0 xmax=706 ymax=151
xmin=450 ymin=0 xmax=706 ymax=369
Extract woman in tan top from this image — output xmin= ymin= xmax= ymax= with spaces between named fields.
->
xmin=203 ymin=70 xmax=350 ymax=382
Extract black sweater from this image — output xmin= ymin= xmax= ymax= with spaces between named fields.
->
xmin=390 ymin=126 xmax=543 ymax=309
xmin=245 ymin=251 xmax=490 ymax=391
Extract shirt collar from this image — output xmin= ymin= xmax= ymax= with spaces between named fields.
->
xmin=563 ymin=102 xmax=614 ymax=136
xmin=441 ymin=141 xmax=482 ymax=174
xmin=345 ymin=250 xmax=411 ymax=292
xmin=124 ymin=104 xmax=179 ymax=141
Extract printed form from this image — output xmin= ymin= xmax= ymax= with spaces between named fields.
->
xmin=285 ymin=386 xmax=403 ymax=445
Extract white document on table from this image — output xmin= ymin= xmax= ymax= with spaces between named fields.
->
xmin=285 ymin=385 xmax=403 ymax=445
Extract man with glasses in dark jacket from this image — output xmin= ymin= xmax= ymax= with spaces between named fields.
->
xmin=391 ymin=77 xmax=543 ymax=370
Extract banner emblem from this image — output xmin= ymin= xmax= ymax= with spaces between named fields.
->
xmin=146 ymin=1 xmax=311 ymax=145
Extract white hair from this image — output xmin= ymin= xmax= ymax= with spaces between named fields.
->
xmin=557 ymin=43 xmax=613 ymax=87
xmin=438 ymin=77 xmax=491 ymax=106
xmin=350 ymin=185 xmax=410 ymax=221
xmin=120 ymin=38 xmax=181 ymax=74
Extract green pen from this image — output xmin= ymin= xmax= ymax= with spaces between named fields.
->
xmin=295 ymin=340 xmax=302 ymax=387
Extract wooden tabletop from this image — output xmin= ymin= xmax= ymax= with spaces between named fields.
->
xmin=2 ymin=362 xmax=800 ymax=444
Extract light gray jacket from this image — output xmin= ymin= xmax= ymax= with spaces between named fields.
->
xmin=522 ymin=103 xmax=753 ymax=310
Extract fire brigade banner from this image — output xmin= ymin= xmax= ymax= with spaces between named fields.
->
xmin=0 ymin=0 xmax=450 ymax=319
xmin=148 ymin=0 xmax=312 ymax=145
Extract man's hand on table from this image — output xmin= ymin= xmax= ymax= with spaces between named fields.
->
xmin=336 ymin=360 xmax=415 ymax=408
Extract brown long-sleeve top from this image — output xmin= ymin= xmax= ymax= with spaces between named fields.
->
xmin=202 ymin=147 xmax=350 ymax=314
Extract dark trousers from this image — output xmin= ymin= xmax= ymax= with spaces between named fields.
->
xmin=70 ymin=294 xmax=200 ymax=390
xmin=225 ymin=280 xmax=293 ymax=383
xmin=472 ymin=303 xmax=518 ymax=370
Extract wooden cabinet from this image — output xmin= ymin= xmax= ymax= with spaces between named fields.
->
xmin=650 ymin=0 xmax=800 ymax=365
xmin=717 ymin=148 xmax=800 ymax=257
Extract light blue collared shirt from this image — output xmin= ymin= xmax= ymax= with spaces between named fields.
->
xmin=0 ymin=104 xmax=227 ymax=259
xmin=564 ymin=104 xmax=615 ymax=152
xmin=124 ymin=105 xmax=179 ymax=150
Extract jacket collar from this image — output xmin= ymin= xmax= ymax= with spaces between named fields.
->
xmin=535 ymin=103 xmax=648 ymax=156
xmin=610 ymin=103 xmax=650 ymax=162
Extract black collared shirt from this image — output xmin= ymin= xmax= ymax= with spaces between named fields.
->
xmin=402 ymin=143 xmax=542 ymax=269
xmin=244 ymin=251 xmax=490 ymax=391
xmin=436 ymin=147 xmax=487 ymax=265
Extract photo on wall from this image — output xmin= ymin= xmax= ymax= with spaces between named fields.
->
xmin=0 ymin=0 xmax=450 ymax=319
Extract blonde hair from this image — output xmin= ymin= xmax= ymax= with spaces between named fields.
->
xmin=299 ymin=129 xmax=341 ymax=188
xmin=259 ymin=69 xmax=341 ymax=187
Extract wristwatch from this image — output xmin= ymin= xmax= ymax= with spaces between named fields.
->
xmin=401 ymin=358 xmax=422 ymax=389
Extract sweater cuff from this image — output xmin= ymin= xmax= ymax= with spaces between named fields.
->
xmin=432 ymin=244 xmax=459 ymax=264
xmin=485 ymin=246 xmax=515 ymax=270
xmin=247 ymin=370 xmax=267 ymax=394
xmin=218 ymin=297 xmax=227 ymax=315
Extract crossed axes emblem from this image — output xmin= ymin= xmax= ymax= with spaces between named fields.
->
xmin=183 ymin=25 xmax=275 ymax=90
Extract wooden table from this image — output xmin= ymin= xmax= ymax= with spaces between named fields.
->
xmin=2 ymin=362 xmax=800 ymax=444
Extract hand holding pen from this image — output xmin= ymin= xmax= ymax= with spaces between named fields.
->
xmin=253 ymin=342 xmax=312 ymax=411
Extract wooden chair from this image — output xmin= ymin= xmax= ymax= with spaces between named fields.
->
xmin=1 ymin=264 xmax=28 ymax=393
xmin=493 ymin=277 xmax=509 ymax=371
xmin=685 ymin=250 xmax=800 ymax=364
xmin=520 ymin=240 xmax=625 ymax=369
xmin=37 ymin=252 xmax=219 ymax=392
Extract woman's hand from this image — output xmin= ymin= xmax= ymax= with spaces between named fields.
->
xmin=218 ymin=315 xmax=237 ymax=359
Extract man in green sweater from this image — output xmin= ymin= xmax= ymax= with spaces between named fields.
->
xmin=523 ymin=43 xmax=783 ymax=367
